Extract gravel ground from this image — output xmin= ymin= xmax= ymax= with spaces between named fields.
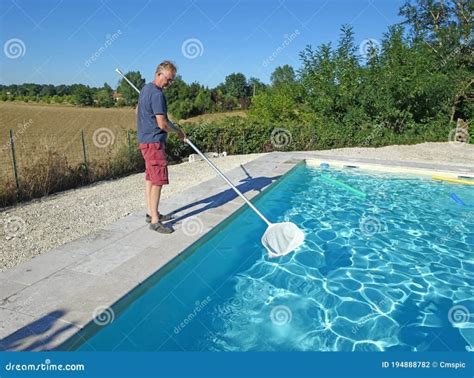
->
xmin=314 ymin=142 xmax=474 ymax=167
xmin=0 ymin=154 xmax=264 ymax=271
xmin=1 ymin=142 xmax=473 ymax=271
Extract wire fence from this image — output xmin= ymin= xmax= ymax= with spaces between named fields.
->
xmin=0 ymin=128 xmax=137 ymax=189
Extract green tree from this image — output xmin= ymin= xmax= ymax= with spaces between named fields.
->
xmin=73 ymin=85 xmax=94 ymax=106
xmin=300 ymin=43 xmax=337 ymax=117
xmin=248 ymin=77 xmax=267 ymax=96
xmin=95 ymin=83 xmax=114 ymax=107
xmin=400 ymin=0 xmax=473 ymax=122
xmin=117 ymin=71 xmax=145 ymax=106
xmin=40 ymin=84 xmax=56 ymax=97
xmin=270 ymin=65 xmax=296 ymax=87
xmin=194 ymin=88 xmax=213 ymax=114
xmin=222 ymin=73 xmax=250 ymax=103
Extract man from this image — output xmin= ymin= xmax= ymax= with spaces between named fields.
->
xmin=137 ymin=60 xmax=185 ymax=234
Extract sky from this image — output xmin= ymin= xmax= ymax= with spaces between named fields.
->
xmin=0 ymin=0 xmax=406 ymax=89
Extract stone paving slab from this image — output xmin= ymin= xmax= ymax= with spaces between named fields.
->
xmin=296 ymin=152 xmax=474 ymax=174
xmin=0 ymin=280 xmax=27 ymax=301
xmin=0 ymin=307 xmax=82 ymax=351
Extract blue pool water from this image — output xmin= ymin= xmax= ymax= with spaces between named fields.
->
xmin=69 ymin=164 xmax=474 ymax=352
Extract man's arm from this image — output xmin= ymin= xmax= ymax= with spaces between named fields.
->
xmin=155 ymin=115 xmax=186 ymax=140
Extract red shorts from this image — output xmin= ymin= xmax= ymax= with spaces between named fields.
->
xmin=139 ymin=142 xmax=169 ymax=186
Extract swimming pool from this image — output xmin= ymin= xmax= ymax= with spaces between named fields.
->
xmin=64 ymin=163 xmax=474 ymax=352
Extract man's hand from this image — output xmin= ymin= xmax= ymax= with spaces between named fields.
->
xmin=177 ymin=129 xmax=186 ymax=142
xmin=156 ymin=115 xmax=186 ymax=141
xmin=169 ymin=120 xmax=186 ymax=142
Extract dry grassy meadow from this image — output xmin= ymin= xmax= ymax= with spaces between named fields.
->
xmin=0 ymin=102 xmax=136 ymax=182
xmin=0 ymin=102 xmax=248 ymax=206
xmin=0 ymin=103 xmax=247 ymax=183
xmin=181 ymin=110 xmax=247 ymax=125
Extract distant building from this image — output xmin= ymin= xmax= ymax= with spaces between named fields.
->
xmin=112 ymin=92 xmax=123 ymax=101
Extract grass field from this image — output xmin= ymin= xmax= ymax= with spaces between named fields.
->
xmin=0 ymin=102 xmax=248 ymax=206
xmin=0 ymin=102 xmax=137 ymax=182
xmin=180 ymin=110 xmax=247 ymax=124
xmin=0 ymin=103 xmax=248 ymax=182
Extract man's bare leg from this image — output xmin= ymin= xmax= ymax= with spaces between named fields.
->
xmin=150 ymin=184 xmax=162 ymax=224
xmin=145 ymin=179 xmax=153 ymax=216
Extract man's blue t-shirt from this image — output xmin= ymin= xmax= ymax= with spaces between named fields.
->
xmin=137 ymin=82 xmax=168 ymax=143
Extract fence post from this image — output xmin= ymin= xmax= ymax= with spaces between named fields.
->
xmin=9 ymin=129 xmax=20 ymax=196
xmin=81 ymin=130 xmax=88 ymax=173
xmin=127 ymin=129 xmax=132 ymax=161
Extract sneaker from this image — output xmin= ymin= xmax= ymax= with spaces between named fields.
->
xmin=149 ymin=221 xmax=174 ymax=234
